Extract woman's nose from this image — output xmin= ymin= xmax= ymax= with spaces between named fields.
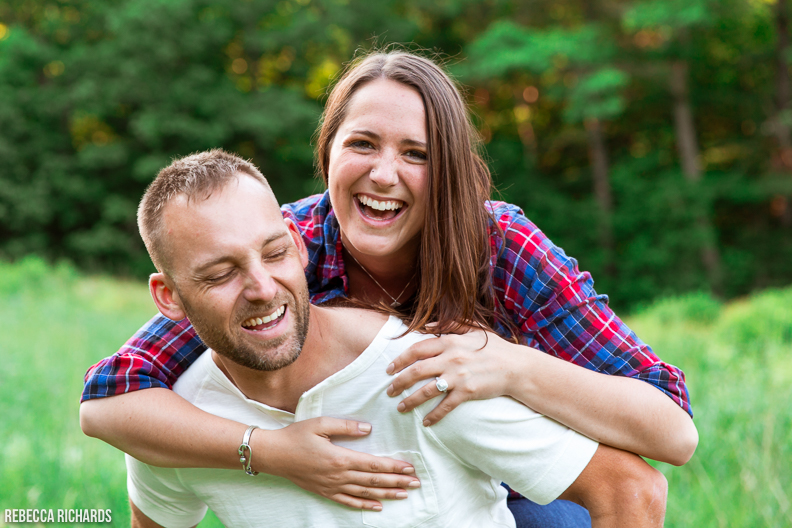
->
xmin=368 ymin=157 xmax=399 ymax=187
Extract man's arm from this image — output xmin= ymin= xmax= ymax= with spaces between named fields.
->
xmin=559 ymin=444 xmax=667 ymax=528
xmin=125 ymin=454 xmax=209 ymax=528
xmin=419 ymin=389 xmax=665 ymax=522
xmin=129 ymin=501 xmax=191 ymax=528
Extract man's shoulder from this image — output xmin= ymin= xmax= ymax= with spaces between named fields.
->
xmin=323 ymin=307 xmax=391 ymax=352
xmin=172 ymin=352 xmax=218 ymax=401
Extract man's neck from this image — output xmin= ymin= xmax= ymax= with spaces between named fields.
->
xmin=212 ymin=306 xmax=387 ymax=413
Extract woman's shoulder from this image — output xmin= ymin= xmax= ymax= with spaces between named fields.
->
xmin=484 ymin=200 xmax=571 ymax=279
xmin=485 ymin=200 xmax=544 ymax=243
xmin=281 ymin=191 xmax=337 ymax=244
xmin=281 ymin=191 xmax=331 ymax=222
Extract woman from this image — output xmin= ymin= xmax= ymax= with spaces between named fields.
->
xmin=80 ymin=50 xmax=697 ymax=527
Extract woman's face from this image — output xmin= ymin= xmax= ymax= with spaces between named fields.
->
xmin=327 ymin=78 xmax=428 ymax=262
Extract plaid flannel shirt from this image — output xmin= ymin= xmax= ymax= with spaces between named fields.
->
xmin=82 ymin=191 xmax=692 ymax=419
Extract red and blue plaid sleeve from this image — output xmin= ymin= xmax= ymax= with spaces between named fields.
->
xmin=489 ymin=202 xmax=692 ymax=417
xmin=81 ymin=314 xmax=206 ymax=402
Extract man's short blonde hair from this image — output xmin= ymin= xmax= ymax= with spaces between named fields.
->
xmin=138 ymin=149 xmax=272 ymax=272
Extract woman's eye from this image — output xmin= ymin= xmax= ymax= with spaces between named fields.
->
xmin=349 ymin=140 xmax=373 ymax=150
xmin=407 ymin=150 xmax=427 ymax=161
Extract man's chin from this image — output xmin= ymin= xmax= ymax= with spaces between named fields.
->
xmin=223 ymin=334 xmax=303 ymax=372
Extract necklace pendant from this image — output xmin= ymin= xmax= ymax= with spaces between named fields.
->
xmin=390 ymin=300 xmax=401 ymax=308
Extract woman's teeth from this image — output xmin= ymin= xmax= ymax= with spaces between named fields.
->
xmin=242 ymin=305 xmax=285 ymax=328
xmin=357 ymin=195 xmax=403 ymax=211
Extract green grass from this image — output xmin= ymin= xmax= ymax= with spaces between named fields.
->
xmin=0 ymin=257 xmax=223 ymax=528
xmin=630 ymin=290 xmax=792 ymax=527
xmin=0 ymin=257 xmax=790 ymax=527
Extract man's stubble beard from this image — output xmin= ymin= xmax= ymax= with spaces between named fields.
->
xmin=178 ymin=284 xmax=311 ymax=372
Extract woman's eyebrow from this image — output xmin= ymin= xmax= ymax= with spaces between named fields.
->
xmin=348 ymin=129 xmax=380 ymax=140
xmin=400 ymin=138 xmax=426 ymax=148
xmin=348 ymin=129 xmax=425 ymax=148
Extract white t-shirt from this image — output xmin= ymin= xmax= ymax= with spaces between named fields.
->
xmin=127 ymin=316 xmax=598 ymax=528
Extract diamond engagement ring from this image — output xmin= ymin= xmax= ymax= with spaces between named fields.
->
xmin=435 ymin=377 xmax=449 ymax=393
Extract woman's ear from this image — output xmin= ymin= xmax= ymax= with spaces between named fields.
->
xmin=149 ymin=273 xmax=187 ymax=322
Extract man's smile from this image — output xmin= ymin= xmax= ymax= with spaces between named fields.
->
xmin=241 ymin=304 xmax=286 ymax=331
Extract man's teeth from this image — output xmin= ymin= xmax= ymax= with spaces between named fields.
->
xmin=357 ymin=195 xmax=402 ymax=211
xmin=242 ymin=306 xmax=285 ymax=328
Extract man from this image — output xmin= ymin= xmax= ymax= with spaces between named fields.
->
xmin=127 ymin=149 xmax=667 ymax=528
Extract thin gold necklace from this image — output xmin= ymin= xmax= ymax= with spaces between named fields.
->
xmin=345 ymin=250 xmax=416 ymax=308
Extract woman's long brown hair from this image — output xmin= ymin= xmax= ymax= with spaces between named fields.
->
xmin=316 ymin=50 xmax=518 ymax=340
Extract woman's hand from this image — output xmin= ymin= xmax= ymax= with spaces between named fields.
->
xmin=384 ymin=331 xmax=698 ymax=466
xmin=258 ymin=417 xmax=421 ymax=511
xmin=385 ymin=329 xmax=520 ymax=426
xmin=81 ymin=390 xmax=421 ymax=511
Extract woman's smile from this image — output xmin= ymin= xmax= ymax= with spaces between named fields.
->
xmin=354 ymin=193 xmax=407 ymax=223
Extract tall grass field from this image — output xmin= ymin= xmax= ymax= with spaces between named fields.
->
xmin=1 ymin=257 xmax=790 ymax=527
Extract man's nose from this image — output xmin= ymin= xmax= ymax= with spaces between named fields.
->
xmin=242 ymin=265 xmax=277 ymax=302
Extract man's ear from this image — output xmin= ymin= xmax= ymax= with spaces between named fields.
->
xmin=149 ymin=273 xmax=187 ymax=322
xmin=285 ymin=218 xmax=309 ymax=269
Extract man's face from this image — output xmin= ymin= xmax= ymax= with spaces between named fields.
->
xmin=161 ymin=174 xmax=310 ymax=371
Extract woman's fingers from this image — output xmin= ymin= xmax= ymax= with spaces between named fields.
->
xmin=386 ymin=336 xmax=446 ymax=376
xmin=328 ymin=493 xmax=384 ymax=511
xmin=264 ymin=417 xmax=421 ymax=509
xmin=395 ymin=373 xmax=472 ymax=415
xmin=342 ymin=481 xmax=417 ymax=500
xmin=419 ymin=391 xmax=469 ymax=426
xmin=385 ymin=330 xmax=518 ymax=424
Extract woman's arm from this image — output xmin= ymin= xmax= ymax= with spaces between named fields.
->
xmin=386 ymin=202 xmax=697 ymax=466
xmin=386 ymin=331 xmax=697 ymax=466
xmin=80 ymin=388 xmax=421 ymax=510
xmin=82 ymin=311 xmax=419 ymax=510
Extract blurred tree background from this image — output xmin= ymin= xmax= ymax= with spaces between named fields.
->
xmin=1 ymin=0 xmax=790 ymax=310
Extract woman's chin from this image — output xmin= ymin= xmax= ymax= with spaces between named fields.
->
xmin=343 ymin=229 xmax=419 ymax=261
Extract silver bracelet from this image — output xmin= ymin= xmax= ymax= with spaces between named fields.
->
xmin=238 ymin=425 xmax=260 ymax=476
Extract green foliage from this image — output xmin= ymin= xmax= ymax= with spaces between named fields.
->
xmin=629 ymin=286 xmax=792 ymax=527
xmin=717 ymin=288 xmax=792 ymax=355
xmin=634 ymin=290 xmax=722 ymax=325
xmin=563 ymin=68 xmax=630 ymax=123
xmin=0 ymin=0 xmax=790 ymax=310
xmin=0 ymin=254 xmax=77 ymax=295
xmin=623 ymin=0 xmax=712 ymax=32
xmin=463 ymin=21 xmax=613 ymax=76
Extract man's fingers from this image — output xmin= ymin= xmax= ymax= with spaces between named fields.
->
xmin=386 ymin=337 xmax=445 ymax=376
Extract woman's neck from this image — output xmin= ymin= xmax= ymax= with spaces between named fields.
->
xmin=340 ymin=233 xmax=419 ymax=306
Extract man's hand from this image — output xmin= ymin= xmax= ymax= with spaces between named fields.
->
xmin=560 ymin=444 xmax=668 ymax=527
xmin=254 ymin=417 xmax=421 ymax=511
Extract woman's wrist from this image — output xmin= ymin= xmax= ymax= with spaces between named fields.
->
xmin=248 ymin=427 xmax=277 ymax=476
xmin=500 ymin=340 xmax=542 ymax=402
